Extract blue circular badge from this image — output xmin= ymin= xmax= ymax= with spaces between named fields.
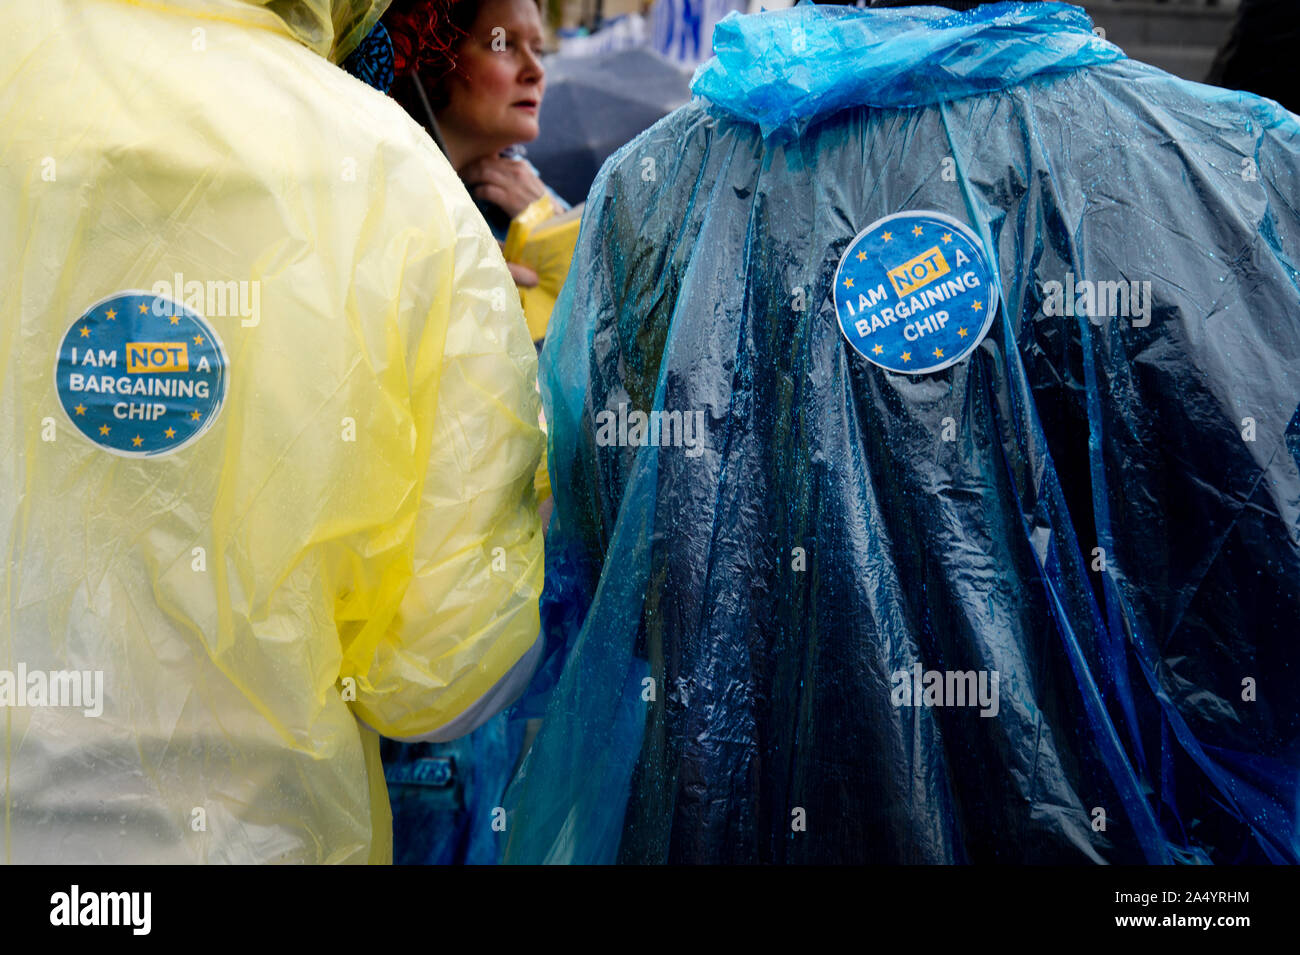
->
xmin=54 ymin=290 xmax=229 ymax=457
xmin=834 ymin=211 xmax=998 ymax=374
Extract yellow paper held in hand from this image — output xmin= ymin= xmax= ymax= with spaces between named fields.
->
xmin=504 ymin=196 xmax=584 ymax=341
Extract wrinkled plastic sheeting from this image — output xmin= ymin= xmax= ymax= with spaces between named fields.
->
xmin=506 ymin=1 xmax=1300 ymax=863
xmin=693 ymin=1 xmax=1125 ymax=138
xmin=1 ymin=0 xmax=543 ymax=864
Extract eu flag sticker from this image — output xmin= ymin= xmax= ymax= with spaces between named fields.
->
xmin=833 ymin=211 xmax=998 ymax=375
xmin=54 ymin=290 xmax=229 ymax=457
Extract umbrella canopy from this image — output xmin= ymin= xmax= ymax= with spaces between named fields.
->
xmin=530 ymin=47 xmax=693 ymax=207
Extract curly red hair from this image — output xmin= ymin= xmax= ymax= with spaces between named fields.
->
xmin=384 ymin=0 xmax=472 ymax=78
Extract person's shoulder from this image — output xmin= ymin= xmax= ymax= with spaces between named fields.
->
xmin=245 ymin=36 xmax=474 ymax=231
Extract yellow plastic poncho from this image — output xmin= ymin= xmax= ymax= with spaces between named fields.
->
xmin=0 ymin=0 xmax=544 ymax=863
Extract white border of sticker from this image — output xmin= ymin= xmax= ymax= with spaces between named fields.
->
xmin=834 ymin=210 xmax=999 ymax=375
xmin=52 ymin=288 xmax=232 ymax=459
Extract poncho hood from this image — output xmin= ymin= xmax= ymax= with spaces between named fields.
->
xmin=692 ymin=1 xmax=1126 ymax=137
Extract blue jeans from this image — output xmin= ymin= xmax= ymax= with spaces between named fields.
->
xmin=380 ymin=712 xmax=527 ymax=865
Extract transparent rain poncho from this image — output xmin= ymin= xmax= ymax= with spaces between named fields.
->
xmin=507 ymin=1 xmax=1300 ymax=863
xmin=2 ymin=0 xmax=544 ymax=863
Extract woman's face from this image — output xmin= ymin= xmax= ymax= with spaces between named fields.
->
xmin=437 ymin=0 xmax=546 ymax=151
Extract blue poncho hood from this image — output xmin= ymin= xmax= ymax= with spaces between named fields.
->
xmin=693 ymin=1 xmax=1126 ymax=137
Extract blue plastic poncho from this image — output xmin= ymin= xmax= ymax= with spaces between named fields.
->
xmin=507 ymin=1 xmax=1300 ymax=864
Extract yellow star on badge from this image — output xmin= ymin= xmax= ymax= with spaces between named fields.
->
xmin=164 ymin=427 xmax=176 ymax=439
xmin=98 ymin=424 xmax=110 ymax=436
xmin=132 ymin=435 xmax=143 ymax=447
xmin=193 ymin=334 xmax=204 ymax=346
xmin=933 ymin=347 xmax=944 ymax=359
xmin=957 ymin=327 xmax=968 ymax=338
xmin=912 ymin=226 xmax=923 ymax=237
xmin=942 ymin=233 xmax=952 ymax=244
xmin=105 ymin=309 xmax=116 ymax=320
xmin=138 ymin=303 xmax=148 ymax=314
xmin=882 ymin=232 xmax=893 ymax=242
xmin=74 ymin=403 xmax=86 ymax=416
xmin=79 ymin=326 xmax=90 ymax=337
xmin=873 ymin=344 xmax=884 ymax=355
xmin=844 ymin=278 xmax=854 ymax=289
xmin=972 ymin=300 xmax=983 ymax=311
xmin=901 ymin=351 xmax=911 ymax=362
xmin=190 ymin=411 xmax=201 ymax=421
xmin=169 ymin=315 xmax=181 ymax=325
xmin=856 ymin=251 xmax=867 ymax=262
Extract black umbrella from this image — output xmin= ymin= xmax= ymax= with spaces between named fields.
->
xmin=528 ymin=47 xmax=694 ymax=207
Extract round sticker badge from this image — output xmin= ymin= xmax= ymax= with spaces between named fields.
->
xmin=833 ymin=211 xmax=998 ymax=374
xmin=54 ymin=290 xmax=229 ymax=457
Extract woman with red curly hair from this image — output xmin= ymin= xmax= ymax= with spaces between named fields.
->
xmin=377 ymin=0 xmax=565 ymax=865
xmin=386 ymin=0 xmax=570 ymax=285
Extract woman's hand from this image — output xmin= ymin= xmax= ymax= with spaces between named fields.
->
xmin=506 ymin=261 xmax=539 ymax=288
xmin=461 ymin=155 xmax=549 ymax=219
xmin=498 ymin=240 xmax=539 ymax=288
